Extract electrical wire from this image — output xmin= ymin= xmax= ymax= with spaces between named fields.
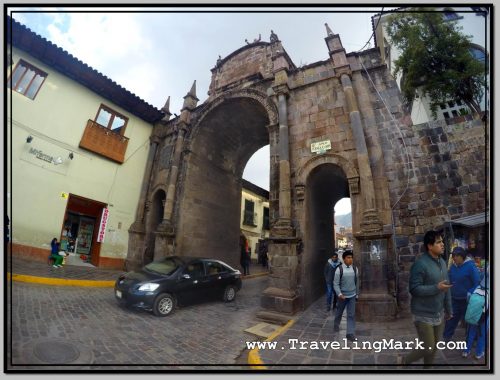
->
xmin=359 ymin=59 xmax=412 ymax=210
xmin=356 ymin=7 xmax=385 ymax=53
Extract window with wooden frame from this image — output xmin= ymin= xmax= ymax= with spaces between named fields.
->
xmin=94 ymin=104 xmax=128 ymax=135
xmin=8 ymin=59 xmax=47 ymax=99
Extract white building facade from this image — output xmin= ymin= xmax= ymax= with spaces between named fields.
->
xmin=7 ymin=17 xmax=164 ymax=269
xmin=373 ymin=7 xmax=490 ymax=124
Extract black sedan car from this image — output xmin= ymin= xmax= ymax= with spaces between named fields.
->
xmin=114 ymin=256 xmax=242 ymax=316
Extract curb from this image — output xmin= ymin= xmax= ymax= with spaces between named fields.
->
xmin=7 ymin=271 xmax=268 ymax=287
xmin=7 ymin=273 xmax=115 ymax=287
xmin=7 ymin=272 xmax=268 ymax=288
xmin=242 ymin=272 xmax=268 ymax=280
xmin=248 ymin=319 xmax=295 ymax=370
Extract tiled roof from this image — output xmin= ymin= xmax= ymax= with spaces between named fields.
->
xmin=7 ymin=16 xmax=164 ymax=124
xmin=242 ymin=178 xmax=269 ymax=199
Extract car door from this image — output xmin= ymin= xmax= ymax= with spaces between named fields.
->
xmin=175 ymin=260 xmax=207 ymax=304
xmin=204 ymin=260 xmax=229 ymax=297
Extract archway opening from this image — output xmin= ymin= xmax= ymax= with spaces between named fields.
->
xmin=241 ymin=145 xmax=270 ymax=271
xmin=334 ymin=197 xmax=353 ymax=251
xmin=304 ymin=163 xmax=350 ymax=307
xmin=176 ymin=97 xmax=272 ymax=269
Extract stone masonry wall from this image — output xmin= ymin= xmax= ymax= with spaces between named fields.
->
xmin=380 ymin=115 xmax=487 ymax=314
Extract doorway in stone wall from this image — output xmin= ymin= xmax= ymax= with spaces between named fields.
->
xmin=303 ymin=163 xmax=351 ymax=307
xmin=145 ymin=189 xmax=165 ymax=264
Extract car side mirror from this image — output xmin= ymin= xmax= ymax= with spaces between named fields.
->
xmin=182 ymin=274 xmax=191 ymax=280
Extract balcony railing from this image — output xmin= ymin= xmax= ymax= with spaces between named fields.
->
xmin=79 ymin=120 xmax=129 ymax=163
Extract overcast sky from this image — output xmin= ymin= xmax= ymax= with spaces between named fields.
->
xmin=9 ymin=6 xmax=389 ymax=215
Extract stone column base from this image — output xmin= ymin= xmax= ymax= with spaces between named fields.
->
xmin=261 ymin=287 xmax=301 ymax=315
xmin=356 ymin=292 xmax=397 ymax=322
xmin=271 ymin=219 xmax=295 ymax=238
xmin=126 ymin=225 xmax=146 ymax=271
xmin=154 ymin=231 xmax=175 ymax=260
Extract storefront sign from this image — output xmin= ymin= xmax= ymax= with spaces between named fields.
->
xmin=29 ymin=147 xmax=53 ymax=163
xmin=311 ymin=140 xmax=331 ymax=154
xmin=97 ymin=208 xmax=109 ymax=242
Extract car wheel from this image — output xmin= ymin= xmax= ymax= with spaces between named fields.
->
xmin=223 ymin=285 xmax=237 ymax=302
xmin=153 ymin=293 xmax=176 ymax=316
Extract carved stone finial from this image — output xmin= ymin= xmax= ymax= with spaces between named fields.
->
xmin=161 ymin=96 xmax=171 ymax=116
xmin=181 ymin=80 xmax=199 ymax=111
xmin=187 ymin=80 xmax=197 ymax=99
xmin=216 ymin=54 xmax=222 ymax=66
xmin=325 ymin=23 xmax=334 ymax=36
xmin=245 ymin=38 xmax=250 ymax=45
xmin=270 ymin=30 xmax=279 ymax=43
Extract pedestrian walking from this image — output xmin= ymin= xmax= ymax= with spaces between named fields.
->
xmin=324 ymin=252 xmax=341 ymax=312
xmin=398 ymin=230 xmax=453 ymax=368
xmin=50 ymin=238 xmax=64 ymax=268
xmin=239 ymin=235 xmax=250 ymax=276
xmin=462 ymin=265 xmax=489 ymax=360
xmin=443 ymin=246 xmax=480 ymax=341
xmin=333 ymin=250 xmax=359 ymax=341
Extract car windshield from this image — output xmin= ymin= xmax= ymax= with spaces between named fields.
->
xmin=144 ymin=257 xmax=181 ymax=276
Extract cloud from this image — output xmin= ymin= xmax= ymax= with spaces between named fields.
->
xmin=44 ymin=13 xmax=156 ymax=104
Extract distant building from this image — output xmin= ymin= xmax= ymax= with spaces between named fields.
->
xmin=240 ymin=179 xmax=270 ymax=262
xmin=372 ymin=6 xmax=489 ymax=124
xmin=7 ymin=17 xmax=163 ymax=269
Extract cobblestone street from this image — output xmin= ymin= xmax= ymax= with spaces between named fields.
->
xmin=8 ymin=276 xmax=268 ymax=370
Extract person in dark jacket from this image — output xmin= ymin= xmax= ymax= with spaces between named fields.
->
xmin=239 ymin=235 xmax=250 ymax=276
xmin=324 ymin=252 xmax=341 ymax=312
xmin=443 ymin=246 xmax=480 ymax=341
xmin=399 ymin=230 xmax=453 ymax=368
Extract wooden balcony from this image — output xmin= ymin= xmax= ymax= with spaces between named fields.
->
xmin=79 ymin=120 xmax=129 ymax=163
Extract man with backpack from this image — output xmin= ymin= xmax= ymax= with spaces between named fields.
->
xmin=324 ymin=251 xmax=341 ymax=312
xmin=333 ymin=250 xmax=359 ymax=341
xmin=462 ymin=264 xmax=489 ymax=360
xmin=443 ymin=246 xmax=480 ymax=342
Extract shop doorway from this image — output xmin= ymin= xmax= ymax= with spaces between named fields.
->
xmin=60 ymin=194 xmax=107 ymax=267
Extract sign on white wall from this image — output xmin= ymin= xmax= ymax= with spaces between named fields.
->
xmin=97 ymin=207 xmax=109 ymax=243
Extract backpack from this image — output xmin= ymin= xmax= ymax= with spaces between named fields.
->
xmin=464 ymin=289 xmax=486 ymax=325
xmin=334 ymin=264 xmax=357 ymax=286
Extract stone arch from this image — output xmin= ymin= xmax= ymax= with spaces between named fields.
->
xmin=174 ymin=88 xmax=277 ymax=269
xmin=296 ymin=153 xmax=359 ymax=185
xmin=187 ymin=87 xmax=279 ymax=144
xmin=294 ymin=154 xmax=360 ymax=309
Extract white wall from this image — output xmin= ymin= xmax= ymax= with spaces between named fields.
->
xmin=8 ymin=47 xmax=153 ymax=259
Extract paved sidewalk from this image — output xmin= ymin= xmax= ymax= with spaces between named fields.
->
xmin=256 ymin=294 xmax=490 ymax=371
xmin=7 ymin=256 xmax=268 ymax=285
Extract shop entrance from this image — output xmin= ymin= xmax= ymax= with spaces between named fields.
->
xmin=60 ymin=194 xmax=107 ymax=267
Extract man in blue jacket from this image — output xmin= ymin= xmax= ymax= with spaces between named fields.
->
xmin=399 ymin=230 xmax=453 ymax=368
xmin=443 ymin=246 xmax=480 ymax=341
xmin=324 ymin=252 xmax=341 ymax=312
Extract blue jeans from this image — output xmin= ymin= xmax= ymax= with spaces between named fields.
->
xmin=465 ymin=314 xmax=488 ymax=356
xmin=334 ymin=296 xmax=356 ymax=335
xmin=325 ymin=283 xmax=337 ymax=309
xmin=443 ymin=298 xmax=468 ymax=340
